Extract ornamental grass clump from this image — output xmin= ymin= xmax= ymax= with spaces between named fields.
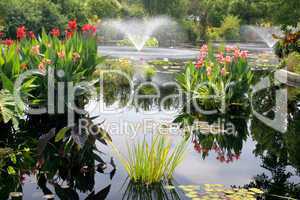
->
xmin=110 ymin=135 xmax=188 ymax=185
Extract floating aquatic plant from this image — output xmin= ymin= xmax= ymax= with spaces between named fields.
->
xmin=110 ymin=134 xmax=188 ymax=185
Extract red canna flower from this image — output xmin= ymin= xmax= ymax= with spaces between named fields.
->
xmin=50 ymin=28 xmax=60 ymax=37
xmin=68 ymin=19 xmax=77 ymax=31
xmin=65 ymin=30 xmax=74 ymax=39
xmin=16 ymin=26 xmax=26 ymax=40
xmin=0 ymin=31 xmax=4 ymax=38
xmin=82 ymin=24 xmax=96 ymax=34
xmin=28 ymin=31 xmax=35 ymax=39
xmin=3 ymin=38 xmax=14 ymax=46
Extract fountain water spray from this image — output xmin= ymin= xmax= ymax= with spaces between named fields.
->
xmin=104 ymin=17 xmax=173 ymax=51
xmin=243 ymin=25 xmax=282 ymax=48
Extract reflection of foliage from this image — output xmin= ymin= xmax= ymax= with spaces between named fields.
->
xmin=249 ymin=97 xmax=300 ymax=199
xmin=94 ymin=58 xmax=134 ymax=86
xmin=122 ymin=180 xmax=180 ymax=200
xmin=177 ymin=114 xmax=248 ymax=162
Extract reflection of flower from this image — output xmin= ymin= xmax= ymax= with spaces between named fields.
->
xmin=193 ymin=139 xmax=241 ymax=163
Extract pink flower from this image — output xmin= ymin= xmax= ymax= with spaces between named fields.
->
xmin=38 ymin=62 xmax=46 ymax=73
xmin=195 ymin=58 xmax=204 ymax=69
xmin=31 ymin=45 xmax=40 ymax=55
xmin=225 ymin=56 xmax=231 ymax=64
xmin=240 ymin=51 xmax=248 ymax=59
xmin=216 ymin=52 xmax=225 ymax=63
xmin=234 ymin=49 xmax=240 ymax=59
xmin=206 ymin=67 xmax=212 ymax=76
xmin=57 ymin=51 xmax=65 ymax=59
xmin=225 ymin=46 xmax=233 ymax=52
xmin=200 ymin=44 xmax=208 ymax=52
xmin=221 ymin=67 xmax=226 ymax=76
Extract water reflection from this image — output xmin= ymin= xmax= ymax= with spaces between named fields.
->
xmin=122 ymin=181 xmax=181 ymax=200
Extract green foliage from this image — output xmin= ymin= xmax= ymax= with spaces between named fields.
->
xmin=117 ymin=37 xmax=159 ymax=48
xmin=219 ymin=15 xmax=241 ymax=41
xmin=0 ymin=0 xmax=66 ymax=38
xmin=94 ymin=58 xmax=134 ymax=86
xmin=283 ymin=52 xmax=300 ymax=74
xmin=121 ymin=3 xmax=147 ymax=18
xmin=0 ymin=90 xmax=21 ymax=128
xmin=110 ymin=135 xmax=188 ymax=185
xmin=274 ymin=32 xmax=300 ymax=58
xmin=86 ymin=0 xmax=122 ymax=19
xmin=177 ymin=44 xmax=253 ymax=111
xmin=144 ymin=65 xmax=157 ymax=81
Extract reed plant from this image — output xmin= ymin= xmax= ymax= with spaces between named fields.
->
xmin=109 ymin=134 xmax=188 ymax=185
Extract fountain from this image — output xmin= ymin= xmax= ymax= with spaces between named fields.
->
xmin=242 ymin=25 xmax=282 ymax=48
xmin=98 ymin=16 xmax=199 ymax=60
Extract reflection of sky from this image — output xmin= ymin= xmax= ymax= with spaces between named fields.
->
xmin=88 ymin=101 xmax=268 ymax=199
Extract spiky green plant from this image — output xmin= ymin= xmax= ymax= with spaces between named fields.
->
xmin=109 ymin=135 xmax=188 ymax=185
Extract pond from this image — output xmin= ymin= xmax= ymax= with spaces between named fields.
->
xmin=1 ymin=43 xmax=300 ymax=200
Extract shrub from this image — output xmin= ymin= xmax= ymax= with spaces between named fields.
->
xmin=144 ymin=65 xmax=157 ymax=81
xmin=180 ymin=20 xmax=199 ymax=44
xmin=0 ymin=0 xmax=66 ymax=38
xmin=0 ymin=21 xmax=100 ymax=126
xmin=94 ymin=58 xmax=134 ymax=86
xmin=86 ymin=0 xmax=122 ymax=19
xmin=219 ymin=15 xmax=241 ymax=41
xmin=110 ymin=135 xmax=188 ymax=185
xmin=274 ymin=31 xmax=300 ymax=58
xmin=177 ymin=44 xmax=253 ymax=111
xmin=121 ymin=3 xmax=147 ymax=18
xmin=117 ymin=37 xmax=159 ymax=48
xmin=283 ymin=52 xmax=300 ymax=74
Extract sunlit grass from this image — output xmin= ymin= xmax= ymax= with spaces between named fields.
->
xmin=109 ymin=134 xmax=188 ymax=185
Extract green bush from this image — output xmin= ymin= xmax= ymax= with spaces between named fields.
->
xmin=284 ymin=52 xmax=300 ymax=74
xmin=180 ymin=20 xmax=199 ymax=44
xmin=86 ymin=0 xmax=122 ymax=19
xmin=121 ymin=3 xmax=147 ymax=18
xmin=0 ymin=0 xmax=66 ymax=38
xmin=219 ymin=15 xmax=241 ymax=41
xmin=144 ymin=65 xmax=157 ymax=81
xmin=117 ymin=37 xmax=159 ymax=48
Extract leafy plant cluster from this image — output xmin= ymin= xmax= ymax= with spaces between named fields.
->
xmin=117 ymin=37 xmax=159 ymax=48
xmin=0 ymin=21 xmax=100 ymax=128
xmin=177 ymin=44 xmax=253 ymax=112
